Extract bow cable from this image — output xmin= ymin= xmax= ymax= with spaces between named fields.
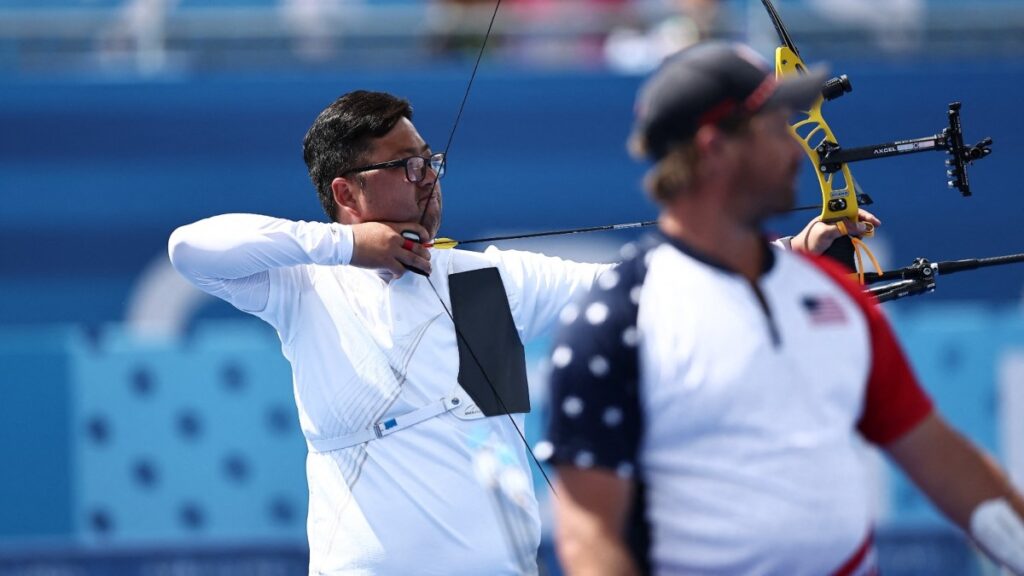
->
xmin=407 ymin=0 xmax=559 ymax=496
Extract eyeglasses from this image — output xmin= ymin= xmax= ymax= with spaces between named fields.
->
xmin=345 ymin=152 xmax=446 ymax=183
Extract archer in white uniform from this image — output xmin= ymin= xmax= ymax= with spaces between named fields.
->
xmin=169 ymin=90 xmax=609 ymax=574
xmin=544 ymin=41 xmax=1024 ymax=576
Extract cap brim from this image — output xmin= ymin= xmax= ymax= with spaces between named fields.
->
xmin=764 ymin=64 xmax=830 ymax=112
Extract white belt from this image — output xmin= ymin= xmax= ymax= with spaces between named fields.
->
xmin=308 ymin=394 xmax=466 ymax=453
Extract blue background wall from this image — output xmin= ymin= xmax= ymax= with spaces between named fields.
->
xmin=3 ymin=59 xmax=1024 ymax=328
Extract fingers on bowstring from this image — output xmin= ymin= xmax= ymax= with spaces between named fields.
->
xmin=400 ymin=235 xmax=431 ymax=263
xmin=401 ymin=253 xmax=432 ymax=276
xmin=396 ymin=238 xmax=432 ymax=277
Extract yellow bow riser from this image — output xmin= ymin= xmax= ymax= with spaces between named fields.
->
xmin=774 ymin=46 xmax=858 ymax=224
xmin=773 ymin=46 xmax=879 ymax=283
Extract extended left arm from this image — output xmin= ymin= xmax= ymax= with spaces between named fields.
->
xmin=887 ymin=412 xmax=1024 ymax=573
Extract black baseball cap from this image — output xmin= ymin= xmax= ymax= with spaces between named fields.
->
xmin=632 ymin=41 xmax=827 ymax=161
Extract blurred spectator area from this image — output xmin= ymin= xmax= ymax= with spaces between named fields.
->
xmin=2 ymin=0 xmax=1024 ymax=75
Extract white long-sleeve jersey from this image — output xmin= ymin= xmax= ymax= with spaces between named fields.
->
xmin=169 ymin=214 xmax=608 ymax=575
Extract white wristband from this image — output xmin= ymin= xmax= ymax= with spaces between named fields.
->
xmin=771 ymin=236 xmax=794 ymax=251
xmin=970 ymin=497 xmax=1024 ymax=574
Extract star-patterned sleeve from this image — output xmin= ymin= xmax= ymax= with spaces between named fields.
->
xmin=542 ymin=246 xmax=648 ymax=479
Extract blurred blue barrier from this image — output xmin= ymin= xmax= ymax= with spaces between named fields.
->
xmin=0 ymin=543 xmax=307 ymax=576
xmin=0 ymin=321 xmax=307 ymax=547
xmin=0 ymin=303 xmax=1022 ymax=574
xmin=0 ymin=326 xmax=76 ymax=540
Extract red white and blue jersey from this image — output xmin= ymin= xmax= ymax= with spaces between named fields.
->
xmin=544 ymin=233 xmax=933 ymax=576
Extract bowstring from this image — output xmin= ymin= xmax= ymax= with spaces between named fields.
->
xmin=413 ymin=0 xmax=558 ymax=496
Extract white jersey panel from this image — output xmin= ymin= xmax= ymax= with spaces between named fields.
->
xmin=544 ymin=233 xmax=937 ymax=576
xmin=638 ymin=245 xmax=874 ymax=575
xmin=278 ymin=247 xmax=604 ymax=574
xmin=170 ymin=215 xmax=607 ymax=574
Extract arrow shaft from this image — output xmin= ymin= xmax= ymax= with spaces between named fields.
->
xmin=444 ymin=196 xmax=866 ymax=248
xmin=454 ymin=220 xmax=657 ymax=246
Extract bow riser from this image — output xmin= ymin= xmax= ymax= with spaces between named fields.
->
xmin=774 ymin=45 xmax=860 ymax=224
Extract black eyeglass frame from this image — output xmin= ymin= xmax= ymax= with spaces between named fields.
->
xmin=344 ymin=152 xmax=446 ymax=183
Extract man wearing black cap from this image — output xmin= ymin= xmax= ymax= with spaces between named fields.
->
xmin=542 ymin=41 xmax=1024 ymax=575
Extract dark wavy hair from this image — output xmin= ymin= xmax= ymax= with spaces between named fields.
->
xmin=302 ymin=90 xmax=414 ymax=221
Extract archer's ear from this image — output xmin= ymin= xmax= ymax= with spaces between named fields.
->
xmin=691 ymin=124 xmax=726 ymax=180
xmin=693 ymin=124 xmax=724 ymax=158
xmin=331 ymin=176 xmax=362 ymax=224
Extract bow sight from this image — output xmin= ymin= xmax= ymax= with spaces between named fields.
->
xmin=763 ymin=0 xmax=994 ymax=220
xmin=815 ymin=100 xmax=993 ymax=199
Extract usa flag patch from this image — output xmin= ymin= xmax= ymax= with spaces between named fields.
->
xmin=802 ymin=295 xmax=847 ymax=325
